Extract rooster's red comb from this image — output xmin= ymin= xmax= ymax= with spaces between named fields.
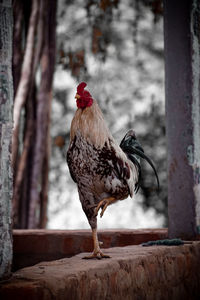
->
xmin=77 ymin=82 xmax=87 ymax=94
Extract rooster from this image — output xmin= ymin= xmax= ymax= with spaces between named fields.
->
xmin=67 ymin=82 xmax=159 ymax=259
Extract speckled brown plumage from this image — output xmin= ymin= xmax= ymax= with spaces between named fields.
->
xmin=67 ymin=130 xmax=137 ymax=229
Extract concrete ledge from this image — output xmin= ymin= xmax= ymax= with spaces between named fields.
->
xmin=13 ymin=228 xmax=167 ymax=270
xmin=1 ymin=242 xmax=200 ymax=300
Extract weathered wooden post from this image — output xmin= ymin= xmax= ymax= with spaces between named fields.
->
xmin=0 ymin=0 xmax=13 ymax=279
xmin=164 ymin=0 xmax=200 ymax=238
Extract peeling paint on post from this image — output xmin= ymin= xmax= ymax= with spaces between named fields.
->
xmin=191 ymin=1 xmax=200 ymax=231
xmin=0 ymin=0 xmax=13 ymax=279
xmin=164 ymin=0 xmax=200 ymax=238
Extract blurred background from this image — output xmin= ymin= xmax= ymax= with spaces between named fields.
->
xmin=12 ymin=0 xmax=166 ymax=230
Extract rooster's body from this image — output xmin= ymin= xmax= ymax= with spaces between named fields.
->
xmin=67 ymin=82 xmax=159 ymax=259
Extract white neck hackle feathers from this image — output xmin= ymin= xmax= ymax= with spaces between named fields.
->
xmin=70 ymin=100 xmax=112 ymax=148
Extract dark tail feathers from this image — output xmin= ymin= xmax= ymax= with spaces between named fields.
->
xmin=120 ymin=130 xmax=159 ymax=193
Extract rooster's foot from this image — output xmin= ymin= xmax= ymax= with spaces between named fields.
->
xmin=94 ymin=197 xmax=115 ymax=218
xmin=82 ymin=250 xmax=110 ymax=260
xmin=83 ymin=228 xmax=111 ymax=259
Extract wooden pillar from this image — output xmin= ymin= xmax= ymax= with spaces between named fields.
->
xmin=164 ymin=0 xmax=200 ymax=238
xmin=0 ymin=0 xmax=13 ymax=279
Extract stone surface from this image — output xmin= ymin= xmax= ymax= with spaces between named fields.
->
xmin=13 ymin=229 xmax=167 ymax=270
xmin=1 ymin=242 xmax=200 ymax=300
xmin=164 ymin=0 xmax=200 ymax=239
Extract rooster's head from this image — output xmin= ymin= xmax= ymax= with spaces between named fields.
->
xmin=75 ymin=82 xmax=93 ymax=109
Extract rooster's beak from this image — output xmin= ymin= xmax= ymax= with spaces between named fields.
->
xmin=75 ymin=93 xmax=80 ymax=99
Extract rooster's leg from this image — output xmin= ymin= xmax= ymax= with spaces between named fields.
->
xmin=95 ymin=197 xmax=115 ymax=218
xmin=82 ymin=228 xmax=110 ymax=259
